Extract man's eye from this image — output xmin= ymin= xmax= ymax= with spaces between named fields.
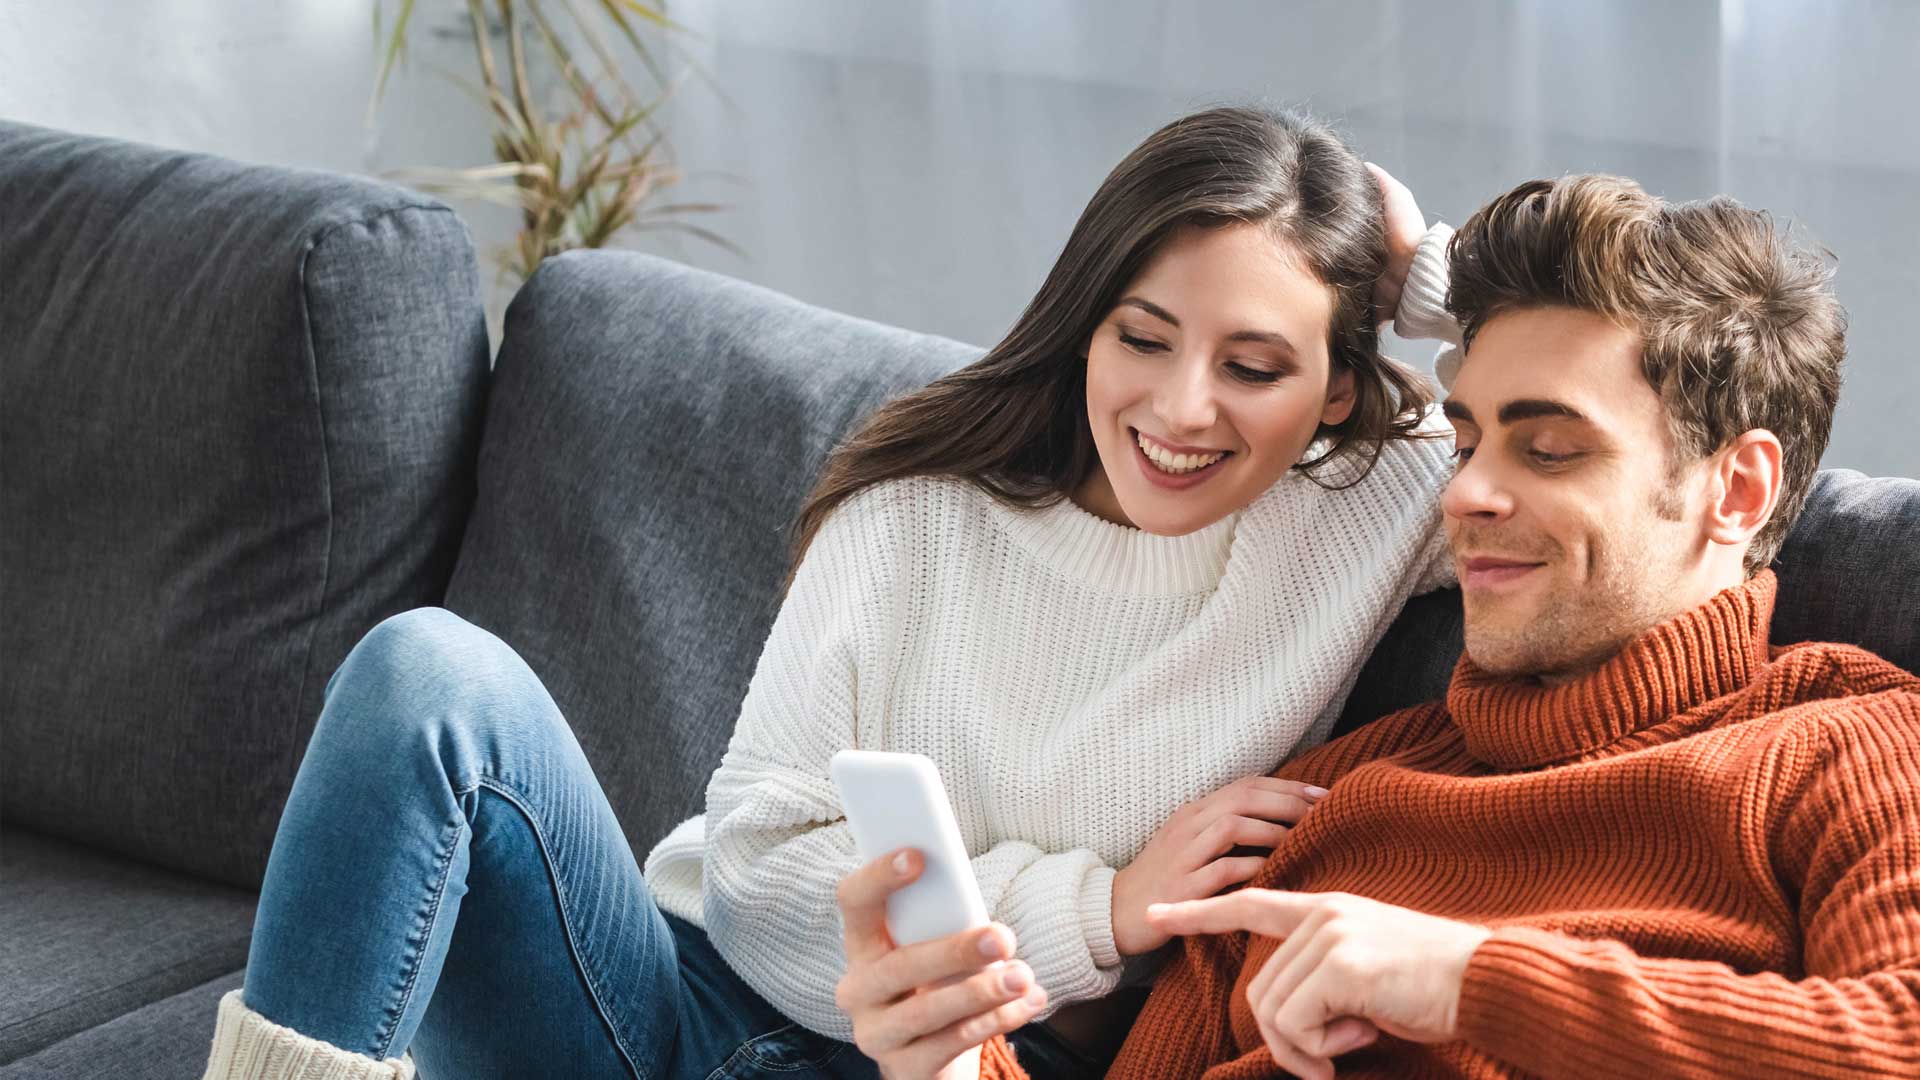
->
xmin=1529 ymin=449 xmax=1576 ymax=466
xmin=1118 ymin=332 xmax=1167 ymax=353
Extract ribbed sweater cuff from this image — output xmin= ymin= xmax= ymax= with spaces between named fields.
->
xmin=1077 ymin=863 xmax=1122 ymax=971
xmin=1393 ymin=222 xmax=1461 ymax=346
xmin=202 ymin=989 xmax=415 ymax=1080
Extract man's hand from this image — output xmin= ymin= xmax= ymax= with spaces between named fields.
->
xmin=1147 ymin=889 xmax=1491 ymax=1080
xmin=836 ymin=848 xmax=1048 ymax=1080
xmin=1367 ymin=162 xmax=1427 ymax=323
xmin=1111 ymin=777 xmax=1327 ymax=956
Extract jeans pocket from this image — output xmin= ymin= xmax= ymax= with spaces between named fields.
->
xmin=706 ymin=1022 xmax=862 ymax=1079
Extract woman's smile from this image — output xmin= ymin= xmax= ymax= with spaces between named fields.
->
xmin=1132 ymin=427 xmax=1235 ymax=488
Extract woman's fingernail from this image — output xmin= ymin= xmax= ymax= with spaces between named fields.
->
xmin=892 ymin=851 xmax=912 ymax=876
xmin=1002 ymin=964 xmax=1030 ymax=993
xmin=1304 ymin=785 xmax=1331 ymax=798
xmin=1147 ymin=903 xmax=1172 ymax=918
xmin=978 ymin=930 xmax=1008 ymax=959
xmin=1024 ymin=986 xmax=1048 ymax=1009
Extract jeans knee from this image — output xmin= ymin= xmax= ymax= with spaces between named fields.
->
xmin=363 ymin=606 xmax=492 ymax=665
xmin=322 ymin=608 xmax=544 ymax=736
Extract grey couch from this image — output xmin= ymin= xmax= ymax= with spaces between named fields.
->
xmin=3 ymin=121 xmax=1917 ymax=1079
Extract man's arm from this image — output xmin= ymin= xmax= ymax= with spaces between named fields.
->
xmin=1457 ymin=696 xmax=1920 ymax=1078
xmin=1456 ymin=929 xmax=1920 ymax=1078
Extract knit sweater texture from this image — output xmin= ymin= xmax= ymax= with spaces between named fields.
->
xmin=978 ymin=571 xmax=1920 ymax=1078
xmin=642 ymin=224 xmax=1465 ymax=1041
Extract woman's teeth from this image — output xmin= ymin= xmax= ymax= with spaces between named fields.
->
xmin=1137 ymin=431 xmax=1226 ymax=474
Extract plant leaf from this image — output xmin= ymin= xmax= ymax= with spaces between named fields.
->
xmin=370 ymin=0 xmax=418 ymax=109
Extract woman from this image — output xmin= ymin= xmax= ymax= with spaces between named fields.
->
xmin=198 ymin=105 xmax=1461 ymax=1080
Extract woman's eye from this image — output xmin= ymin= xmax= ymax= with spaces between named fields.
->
xmin=1117 ymin=332 xmax=1166 ymax=353
xmin=1227 ymin=363 xmax=1282 ymax=384
xmin=1451 ymin=445 xmax=1476 ymax=466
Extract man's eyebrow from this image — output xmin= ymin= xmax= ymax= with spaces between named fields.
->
xmin=1497 ymin=399 xmax=1591 ymax=425
xmin=1441 ymin=399 xmax=1475 ymax=423
xmin=1116 ymin=296 xmax=1295 ymax=354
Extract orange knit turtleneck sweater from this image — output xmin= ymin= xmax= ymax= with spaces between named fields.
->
xmin=977 ymin=571 xmax=1920 ymax=1078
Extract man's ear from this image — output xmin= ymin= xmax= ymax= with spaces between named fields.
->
xmin=1320 ymin=367 xmax=1358 ymax=426
xmin=1704 ymin=429 xmax=1784 ymax=549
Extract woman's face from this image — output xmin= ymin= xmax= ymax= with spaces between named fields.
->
xmin=1076 ymin=222 xmax=1355 ymax=535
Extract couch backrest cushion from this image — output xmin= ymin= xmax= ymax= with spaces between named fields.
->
xmin=1768 ymin=470 xmax=1920 ymax=670
xmin=1332 ymin=468 xmax=1920 ymax=735
xmin=444 ymin=252 xmax=978 ymax=855
xmin=0 ymin=122 xmax=490 ymax=888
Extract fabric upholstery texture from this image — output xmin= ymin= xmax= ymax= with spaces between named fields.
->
xmin=443 ymin=250 xmax=980 ymax=856
xmin=1768 ymin=469 xmax=1920 ymax=676
xmin=0 ymin=970 xmax=245 ymax=1080
xmin=0 ymin=827 xmax=257 ymax=1064
xmin=0 ymin=120 xmax=491 ymax=889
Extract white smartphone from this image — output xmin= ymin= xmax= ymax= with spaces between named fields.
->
xmin=829 ymin=749 xmax=990 ymax=946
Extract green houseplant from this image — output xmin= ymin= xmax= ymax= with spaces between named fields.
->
xmin=371 ymin=0 xmax=731 ymax=284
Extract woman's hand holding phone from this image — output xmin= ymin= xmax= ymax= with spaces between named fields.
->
xmin=1110 ymin=776 xmax=1328 ymax=957
xmin=836 ymin=849 xmax=1048 ymax=1080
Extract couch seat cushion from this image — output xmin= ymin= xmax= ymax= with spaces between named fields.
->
xmin=0 ymin=828 xmax=256 ymax=1064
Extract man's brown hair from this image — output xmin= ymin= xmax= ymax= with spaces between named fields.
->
xmin=1445 ymin=174 xmax=1847 ymax=572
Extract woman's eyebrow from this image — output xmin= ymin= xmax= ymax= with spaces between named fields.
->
xmin=1224 ymin=328 xmax=1295 ymax=353
xmin=1116 ymin=296 xmax=1295 ymax=353
xmin=1117 ymin=296 xmax=1179 ymax=325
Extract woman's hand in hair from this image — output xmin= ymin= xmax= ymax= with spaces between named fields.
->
xmin=1110 ymin=776 xmax=1328 ymax=957
xmin=836 ymin=849 xmax=1046 ymax=1080
xmin=1367 ymin=162 xmax=1427 ymax=323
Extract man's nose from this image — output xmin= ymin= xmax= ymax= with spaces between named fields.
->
xmin=1440 ymin=449 xmax=1516 ymax=523
xmin=1153 ymin=353 xmax=1218 ymax=436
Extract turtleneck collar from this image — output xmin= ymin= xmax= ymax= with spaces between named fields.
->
xmin=1446 ymin=571 xmax=1777 ymax=770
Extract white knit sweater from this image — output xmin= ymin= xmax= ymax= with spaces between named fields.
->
xmin=644 ymin=225 xmax=1463 ymax=1041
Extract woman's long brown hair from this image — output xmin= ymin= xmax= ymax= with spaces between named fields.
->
xmin=787 ymin=106 xmax=1434 ymax=586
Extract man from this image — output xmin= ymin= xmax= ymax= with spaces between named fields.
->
xmin=835 ymin=174 xmax=1920 ymax=1078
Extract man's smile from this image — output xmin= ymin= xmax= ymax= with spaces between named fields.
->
xmin=1458 ymin=555 xmax=1547 ymax=590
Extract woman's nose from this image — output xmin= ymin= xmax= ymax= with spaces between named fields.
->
xmin=1153 ymin=354 xmax=1218 ymax=436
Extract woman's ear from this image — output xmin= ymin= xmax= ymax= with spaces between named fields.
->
xmin=1320 ymin=366 xmax=1358 ymax=426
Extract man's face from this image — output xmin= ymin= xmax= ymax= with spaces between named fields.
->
xmin=1441 ymin=306 xmax=1711 ymax=682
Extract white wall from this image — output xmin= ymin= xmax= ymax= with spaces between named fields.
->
xmin=5 ymin=0 xmax=1917 ymax=476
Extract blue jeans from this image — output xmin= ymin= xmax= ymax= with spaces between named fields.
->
xmin=242 ymin=607 xmax=1106 ymax=1079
